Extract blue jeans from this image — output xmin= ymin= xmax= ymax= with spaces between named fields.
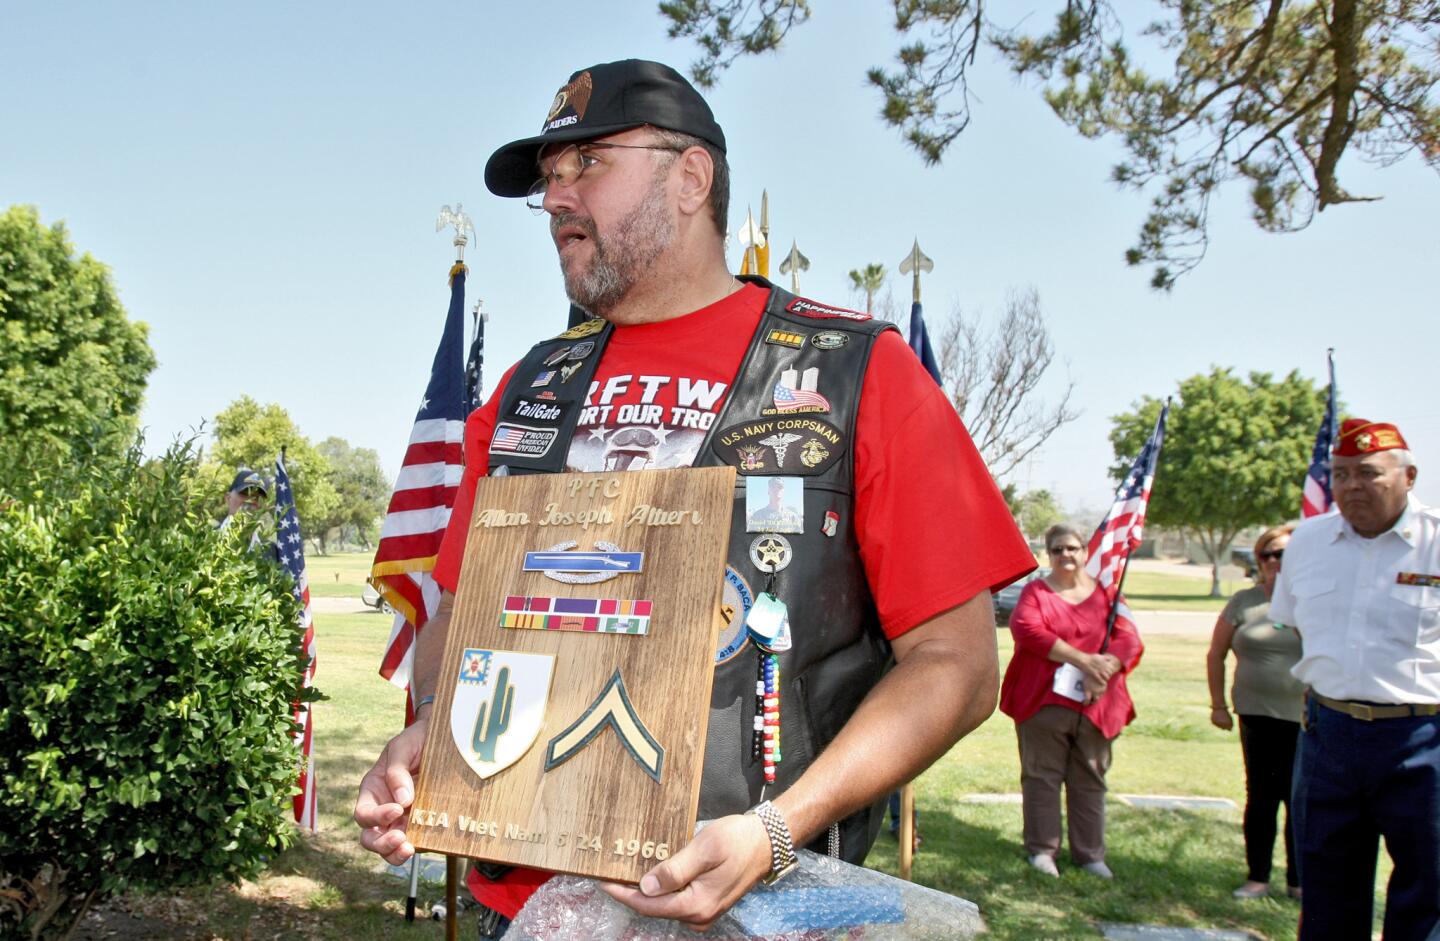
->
xmin=1293 ymin=697 xmax=1440 ymax=941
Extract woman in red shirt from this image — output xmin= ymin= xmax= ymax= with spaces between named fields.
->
xmin=999 ymin=524 xmax=1144 ymax=879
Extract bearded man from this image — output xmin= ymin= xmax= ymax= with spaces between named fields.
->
xmin=355 ymin=59 xmax=1035 ymax=934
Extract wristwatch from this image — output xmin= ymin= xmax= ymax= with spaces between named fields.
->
xmin=747 ymin=800 xmax=800 ymax=885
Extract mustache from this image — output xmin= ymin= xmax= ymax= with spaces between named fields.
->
xmin=550 ymin=213 xmax=598 ymax=241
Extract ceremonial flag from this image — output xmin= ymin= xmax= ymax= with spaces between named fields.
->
xmin=1086 ymin=402 xmax=1168 ymax=645
xmin=1302 ymin=350 xmax=1338 ymax=518
xmin=273 ymin=452 xmax=318 ymax=830
xmin=908 ymin=300 xmax=941 ymax=385
xmin=371 ymin=262 xmax=468 ymax=715
xmin=464 ymin=302 xmax=485 ymax=420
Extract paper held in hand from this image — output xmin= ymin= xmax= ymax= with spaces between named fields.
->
xmin=1052 ymin=662 xmax=1087 ymax=703
xmin=407 ymin=466 xmax=736 ymax=884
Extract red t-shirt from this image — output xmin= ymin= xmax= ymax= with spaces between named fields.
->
xmin=433 ymin=283 xmax=1034 ymax=915
xmin=998 ymin=580 xmax=1144 ymax=739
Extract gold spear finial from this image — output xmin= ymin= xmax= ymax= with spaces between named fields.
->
xmin=898 ymin=239 xmax=934 ymax=304
xmin=737 ymin=205 xmax=766 ymax=275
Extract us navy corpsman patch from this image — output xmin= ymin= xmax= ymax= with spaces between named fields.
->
xmin=712 ymin=416 xmax=843 ymax=475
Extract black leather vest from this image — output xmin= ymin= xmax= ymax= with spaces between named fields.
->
xmin=488 ymin=277 xmax=897 ymax=862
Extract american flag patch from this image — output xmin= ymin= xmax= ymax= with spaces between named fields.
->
xmin=500 ymin=596 xmax=653 ymax=635
xmin=490 ymin=422 xmax=558 ymax=458
xmin=772 ymin=382 xmax=830 ymax=413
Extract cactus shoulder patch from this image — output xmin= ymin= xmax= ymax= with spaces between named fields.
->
xmin=450 ymin=648 xmax=557 ymax=780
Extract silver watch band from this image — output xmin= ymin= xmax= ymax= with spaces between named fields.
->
xmin=748 ymin=800 xmax=799 ymax=884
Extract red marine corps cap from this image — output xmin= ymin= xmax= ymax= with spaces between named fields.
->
xmin=1334 ymin=418 xmax=1409 ymax=457
xmin=484 ymin=59 xmax=727 ymax=198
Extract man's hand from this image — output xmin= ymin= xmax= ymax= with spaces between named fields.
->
xmin=354 ymin=717 xmax=428 ymax=866
xmin=599 ymin=813 xmax=773 ymax=931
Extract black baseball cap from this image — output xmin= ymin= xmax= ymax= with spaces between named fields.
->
xmin=229 ymin=469 xmax=268 ymax=496
xmin=484 ymin=59 xmax=727 ymax=198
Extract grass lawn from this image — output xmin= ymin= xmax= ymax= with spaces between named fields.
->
xmin=306 ymin=549 xmax=381 ymax=598
xmin=81 ymin=614 xmax=1390 ymax=940
xmin=1121 ymin=570 xmax=1247 ymax=613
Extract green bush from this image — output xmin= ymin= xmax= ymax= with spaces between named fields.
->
xmin=0 ymin=433 xmax=317 ymax=939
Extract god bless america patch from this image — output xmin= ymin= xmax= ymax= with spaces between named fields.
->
xmin=712 ymin=416 xmax=844 ymax=476
xmin=784 ymin=298 xmax=871 ymax=322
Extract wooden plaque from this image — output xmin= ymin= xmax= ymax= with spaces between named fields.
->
xmin=409 ymin=466 xmax=736 ymax=883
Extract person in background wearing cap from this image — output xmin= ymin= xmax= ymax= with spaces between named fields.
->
xmin=1270 ymin=419 xmax=1440 ymax=940
xmin=219 ymin=468 xmax=268 ymax=530
xmin=354 ymin=58 xmax=1035 ymax=933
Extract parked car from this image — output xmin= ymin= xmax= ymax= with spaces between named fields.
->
xmin=361 ymin=582 xmax=394 ymax=614
xmin=1231 ymin=546 xmax=1257 ymax=580
xmin=993 ymin=568 xmax=1049 ymax=627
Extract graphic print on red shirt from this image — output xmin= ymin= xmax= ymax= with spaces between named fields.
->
xmin=562 ymin=285 xmax=763 ymax=472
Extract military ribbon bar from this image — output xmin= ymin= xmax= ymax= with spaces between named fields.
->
xmin=500 ymin=596 xmax=653 ymax=635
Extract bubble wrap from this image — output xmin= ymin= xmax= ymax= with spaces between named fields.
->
xmin=505 ymin=849 xmax=984 ymax=940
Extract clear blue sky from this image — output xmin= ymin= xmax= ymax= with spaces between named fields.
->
xmin=3 ymin=2 xmax=1435 ymax=514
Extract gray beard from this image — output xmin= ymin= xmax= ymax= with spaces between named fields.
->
xmin=554 ymin=182 xmax=673 ymax=317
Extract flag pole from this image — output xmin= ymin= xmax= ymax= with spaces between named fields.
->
xmin=1101 ymin=397 xmax=1170 ymax=652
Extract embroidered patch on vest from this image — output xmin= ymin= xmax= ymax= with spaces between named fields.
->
xmin=764 ymin=328 xmax=806 ymax=349
xmin=810 ymin=331 xmax=849 ymax=350
xmin=784 ymin=298 xmax=871 ymax=321
xmin=713 ymin=416 xmax=844 ymax=475
xmin=490 ymin=422 xmax=560 ymax=458
xmin=717 ymin=566 xmax=753 ymax=664
xmin=761 ymin=367 xmax=831 ymax=415
xmin=505 ymin=396 xmax=573 ymax=424
xmin=555 ymin=318 xmax=606 ymax=340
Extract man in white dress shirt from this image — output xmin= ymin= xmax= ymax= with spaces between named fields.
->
xmin=1270 ymin=418 xmax=1440 ymax=941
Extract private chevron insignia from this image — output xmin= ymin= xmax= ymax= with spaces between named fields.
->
xmin=544 ymin=669 xmax=664 ymax=782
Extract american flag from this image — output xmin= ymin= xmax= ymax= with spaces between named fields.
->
xmin=1087 ymin=402 xmax=1169 ymax=642
xmin=908 ymin=300 xmax=942 ymax=385
xmin=772 ymin=382 xmax=830 ymax=413
xmin=491 ymin=426 xmax=527 ymax=451
xmin=273 ymin=452 xmax=317 ymax=830
xmin=464 ymin=301 xmax=485 ymax=421
xmin=371 ymin=262 xmax=469 ymax=717
xmin=1302 ymin=351 xmax=1338 ymax=518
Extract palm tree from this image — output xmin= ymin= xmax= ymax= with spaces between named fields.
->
xmin=848 ymin=263 xmax=886 ymax=312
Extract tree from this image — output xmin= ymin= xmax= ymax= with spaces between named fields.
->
xmin=311 ymin=436 xmax=390 ymax=553
xmin=206 ymin=397 xmax=339 ymax=537
xmin=0 ymin=205 xmax=157 ymax=451
xmin=659 ymin=1 xmax=1439 ymax=289
xmin=1017 ymin=488 xmax=1066 ymax=541
xmin=847 ymin=262 xmax=887 ymax=312
xmin=1109 ymin=367 xmax=1328 ymax=595
xmin=934 ymin=287 xmax=1078 ymax=479
xmin=0 ymin=432 xmax=312 ymax=939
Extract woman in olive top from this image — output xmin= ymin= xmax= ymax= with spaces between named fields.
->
xmin=1206 ymin=523 xmax=1302 ymax=900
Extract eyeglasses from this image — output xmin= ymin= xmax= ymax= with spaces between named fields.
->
xmin=1258 ymin=549 xmax=1284 ymax=561
xmin=1048 ymin=545 xmax=1083 ymax=555
xmin=526 ymin=141 xmax=686 ymax=212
